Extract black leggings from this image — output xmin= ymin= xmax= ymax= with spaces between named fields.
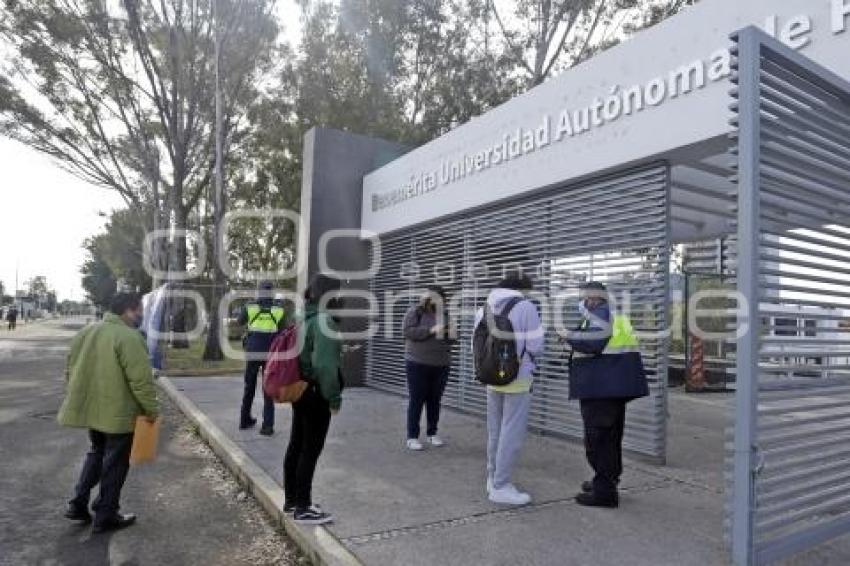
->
xmin=283 ymin=387 xmax=331 ymax=510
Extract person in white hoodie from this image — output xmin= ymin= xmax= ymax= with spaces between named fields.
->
xmin=473 ymin=271 xmax=544 ymax=505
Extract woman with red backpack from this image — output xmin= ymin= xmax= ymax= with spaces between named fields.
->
xmin=282 ymin=273 xmax=344 ymax=525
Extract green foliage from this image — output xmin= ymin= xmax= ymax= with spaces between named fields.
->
xmin=81 ymin=236 xmax=118 ymax=308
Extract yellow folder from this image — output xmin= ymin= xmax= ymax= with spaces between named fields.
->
xmin=130 ymin=416 xmax=161 ymax=464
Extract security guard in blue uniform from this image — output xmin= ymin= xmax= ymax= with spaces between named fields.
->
xmin=564 ymin=281 xmax=648 ymax=508
xmin=239 ymin=281 xmax=286 ymax=435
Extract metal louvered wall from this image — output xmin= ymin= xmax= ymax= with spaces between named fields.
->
xmin=366 ymin=164 xmax=670 ymax=462
xmin=730 ymin=28 xmax=850 ymax=564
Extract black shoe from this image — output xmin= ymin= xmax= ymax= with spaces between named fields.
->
xmin=93 ymin=513 xmax=137 ymax=533
xmin=294 ymin=506 xmax=333 ymax=525
xmin=259 ymin=425 xmax=274 ymax=436
xmin=239 ymin=417 xmax=257 ymax=430
xmin=575 ymin=492 xmax=618 ymax=508
xmin=581 ymin=481 xmax=593 ymax=493
xmin=64 ymin=504 xmax=92 ymax=522
xmin=283 ymin=502 xmax=296 ymax=514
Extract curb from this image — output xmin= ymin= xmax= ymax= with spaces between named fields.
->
xmin=158 ymin=376 xmax=363 ymax=566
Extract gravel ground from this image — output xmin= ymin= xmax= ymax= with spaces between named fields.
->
xmin=0 ymin=318 xmax=307 ymax=566
xmin=168 ymin=400 xmax=306 ymax=566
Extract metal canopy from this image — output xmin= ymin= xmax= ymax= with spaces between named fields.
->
xmin=729 ymin=26 xmax=850 ymax=565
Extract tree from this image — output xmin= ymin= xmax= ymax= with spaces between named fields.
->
xmin=1 ymin=0 xmax=280 ymax=343
xmin=81 ymin=236 xmax=118 ymax=308
xmin=96 ymin=208 xmax=154 ymax=294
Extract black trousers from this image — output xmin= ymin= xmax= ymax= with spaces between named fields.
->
xmin=405 ymin=360 xmax=449 ymax=439
xmin=580 ymin=398 xmax=627 ymax=500
xmin=69 ymin=429 xmax=134 ymax=522
xmin=241 ymin=359 xmax=275 ymax=428
xmin=283 ymin=387 xmax=331 ymax=510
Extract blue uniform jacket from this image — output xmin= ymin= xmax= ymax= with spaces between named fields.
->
xmin=566 ymin=303 xmax=649 ymax=401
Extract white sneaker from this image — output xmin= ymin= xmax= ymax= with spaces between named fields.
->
xmin=427 ymin=435 xmax=444 ymax=447
xmin=486 ymin=474 xmax=494 ymax=494
xmin=406 ymin=438 xmax=424 ymax=451
xmin=488 ymin=484 xmax=531 ymax=506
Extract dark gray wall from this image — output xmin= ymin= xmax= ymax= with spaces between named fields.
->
xmin=298 ymin=127 xmax=407 ymax=386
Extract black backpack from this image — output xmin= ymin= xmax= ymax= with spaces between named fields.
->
xmin=473 ymin=296 xmax=526 ymax=386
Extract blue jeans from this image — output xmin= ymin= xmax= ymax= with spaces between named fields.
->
xmin=406 ymin=361 xmax=449 ymax=439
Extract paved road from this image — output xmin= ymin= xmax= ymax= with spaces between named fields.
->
xmin=0 ymin=319 xmax=301 ymax=566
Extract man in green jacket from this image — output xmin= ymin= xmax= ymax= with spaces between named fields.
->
xmin=58 ymin=292 xmax=160 ymax=532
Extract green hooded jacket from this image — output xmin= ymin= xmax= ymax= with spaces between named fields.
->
xmin=299 ymin=304 xmax=343 ymax=411
xmin=58 ymin=313 xmax=160 ymax=434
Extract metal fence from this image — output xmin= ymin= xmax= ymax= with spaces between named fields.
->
xmin=366 ymin=163 xmax=671 ymax=462
xmin=730 ymin=26 xmax=850 ymax=564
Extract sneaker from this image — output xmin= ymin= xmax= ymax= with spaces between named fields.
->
xmin=426 ymin=435 xmax=444 ymax=447
xmin=486 ymin=474 xmax=494 ymax=494
xmin=239 ymin=416 xmax=257 ymax=430
xmin=294 ymin=506 xmax=334 ymax=525
xmin=285 ymin=502 xmax=319 ymax=515
xmin=406 ymin=438 xmax=424 ymax=451
xmin=488 ymin=484 xmax=531 ymax=506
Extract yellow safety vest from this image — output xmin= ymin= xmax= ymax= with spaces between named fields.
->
xmin=575 ymin=314 xmax=640 ymax=357
xmin=246 ymin=304 xmax=284 ymax=333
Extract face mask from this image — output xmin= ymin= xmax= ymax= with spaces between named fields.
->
xmin=578 ymin=300 xmax=589 ymax=318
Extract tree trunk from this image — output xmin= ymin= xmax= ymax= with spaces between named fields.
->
xmin=169 ymin=198 xmax=190 ymax=349
xmin=204 ymin=0 xmax=225 ymax=361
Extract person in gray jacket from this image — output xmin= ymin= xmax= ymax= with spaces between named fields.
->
xmin=403 ymin=285 xmax=454 ymax=450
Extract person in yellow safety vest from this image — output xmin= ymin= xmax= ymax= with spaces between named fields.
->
xmin=238 ymin=280 xmax=286 ymax=435
xmin=563 ymin=281 xmax=648 ymax=509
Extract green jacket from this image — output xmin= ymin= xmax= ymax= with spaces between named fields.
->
xmin=299 ymin=304 xmax=343 ymax=411
xmin=58 ymin=313 xmax=160 ymax=434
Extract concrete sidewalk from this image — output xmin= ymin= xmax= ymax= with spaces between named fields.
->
xmin=165 ymin=376 xmax=849 ymax=565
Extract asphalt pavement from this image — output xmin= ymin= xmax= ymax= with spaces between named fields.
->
xmin=0 ymin=318 xmax=302 ymax=566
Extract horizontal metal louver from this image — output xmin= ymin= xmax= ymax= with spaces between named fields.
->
xmin=366 ymin=164 xmax=670 ymax=462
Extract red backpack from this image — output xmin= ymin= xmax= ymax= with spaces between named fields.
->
xmin=262 ymin=324 xmax=309 ymax=403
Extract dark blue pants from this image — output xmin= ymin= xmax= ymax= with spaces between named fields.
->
xmin=406 ymin=361 xmax=449 ymax=439
xmin=70 ymin=429 xmax=134 ymax=523
xmin=580 ymin=399 xmax=627 ymax=500
xmin=241 ymin=360 xmax=275 ymax=428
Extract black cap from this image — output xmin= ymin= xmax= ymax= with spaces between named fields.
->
xmin=579 ymin=281 xmax=607 ymax=291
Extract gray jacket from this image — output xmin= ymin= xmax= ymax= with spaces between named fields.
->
xmin=403 ymin=305 xmax=452 ymax=367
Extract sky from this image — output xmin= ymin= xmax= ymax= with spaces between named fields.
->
xmin=0 ymin=137 xmax=125 ymax=303
xmin=0 ymin=2 xmax=301 ymax=304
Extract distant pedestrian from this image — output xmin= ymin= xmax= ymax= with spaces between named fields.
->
xmin=58 ymin=292 xmax=160 ymax=532
xmin=238 ymin=280 xmax=285 ymax=435
xmin=473 ymin=271 xmax=544 ymax=506
xmin=6 ymin=306 xmax=17 ymax=330
xmin=283 ymin=273 xmax=343 ymax=525
xmin=564 ymin=281 xmax=648 ymax=508
xmin=403 ymin=285 xmax=454 ymax=450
